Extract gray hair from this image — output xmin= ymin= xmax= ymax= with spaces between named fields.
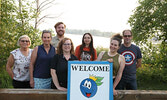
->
xmin=17 ymin=35 xmax=31 ymax=46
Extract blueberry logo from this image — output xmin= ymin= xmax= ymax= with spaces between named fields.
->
xmin=80 ymin=75 xmax=104 ymax=98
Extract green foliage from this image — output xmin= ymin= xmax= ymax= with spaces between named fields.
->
xmin=96 ymin=46 xmax=108 ymax=55
xmin=129 ymin=0 xmax=167 ymax=89
xmin=0 ymin=66 xmax=13 ymax=88
xmin=1 ymin=0 xmax=17 ymax=67
xmin=137 ymin=65 xmax=167 ymax=90
xmin=140 ymin=42 xmax=164 ymax=67
xmin=137 ymin=65 xmax=167 ymax=83
xmin=129 ymin=0 xmax=167 ymax=44
xmin=0 ymin=0 xmax=41 ymax=64
xmin=128 ymin=0 xmax=167 ymax=68
xmin=0 ymin=0 xmax=41 ymax=88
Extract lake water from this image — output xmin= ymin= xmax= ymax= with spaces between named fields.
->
xmin=65 ymin=34 xmax=110 ymax=49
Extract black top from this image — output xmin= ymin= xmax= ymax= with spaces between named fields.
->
xmin=50 ymin=54 xmax=78 ymax=88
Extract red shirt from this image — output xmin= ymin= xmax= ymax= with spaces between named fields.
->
xmin=75 ymin=45 xmax=97 ymax=61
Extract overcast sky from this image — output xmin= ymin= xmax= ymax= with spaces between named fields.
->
xmin=38 ymin=0 xmax=139 ymax=33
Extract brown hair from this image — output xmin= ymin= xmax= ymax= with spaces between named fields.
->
xmin=41 ymin=30 xmax=52 ymax=38
xmin=111 ymin=33 xmax=123 ymax=47
xmin=54 ymin=22 xmax=66 ymax=29
xmin=80 ymin=33 xmax=95 ymax=60
xmin=122 ymin=29 xmax=132 ymax=36
xmin=57 ymin=38 xmax=74 ymax=54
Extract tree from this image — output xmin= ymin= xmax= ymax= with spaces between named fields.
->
xmin=128 ymin=0 xmax=167 ymax=67
xmin=34 ymin=0 xmax=60 ymax=29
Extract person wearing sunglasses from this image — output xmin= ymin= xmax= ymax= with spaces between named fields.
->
xmin=6 ymin=35 xmax=33 ymax=88
xmin=29 ymin=30 xmax=56 ymax=89
xmin=117 ymin=29 xmax=142 ymax=90
xmin=75 ymin=33 xmax=97 ymax=61
xmin=50 ymin=38 xmax=78 ymax=91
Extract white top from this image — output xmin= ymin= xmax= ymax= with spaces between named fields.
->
xmin=11 ymin=48 xmax=33 ymax=81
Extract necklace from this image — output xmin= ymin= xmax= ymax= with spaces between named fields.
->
xmin=64 ymin=54 xmax=70 ymax=60
xmin=108 ymin=51 xmax=117 ymax=57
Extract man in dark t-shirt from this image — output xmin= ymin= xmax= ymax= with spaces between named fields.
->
xmin=117 ymin=30 xmax=142 ymax=90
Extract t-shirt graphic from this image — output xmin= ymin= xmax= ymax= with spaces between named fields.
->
xmin=81 ymin=51 xmax=91 ymax=61
xmin=121 ymin=50 xmax=136 ymax=66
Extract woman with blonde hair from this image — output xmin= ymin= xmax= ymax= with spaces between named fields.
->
xmin=29 ymin=30 xmax=56 ymax=89
xmin=6 ymin=35 xmax=32 ymax=88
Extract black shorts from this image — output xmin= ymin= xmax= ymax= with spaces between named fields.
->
xmin=12 ymin=79 xmax=31 ymax=88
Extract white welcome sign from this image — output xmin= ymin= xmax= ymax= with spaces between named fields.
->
xmin=67 ymin=61 xmax=113 ymax=100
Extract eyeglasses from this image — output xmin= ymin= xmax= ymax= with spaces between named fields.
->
xmin=20 ymin=40 xmax=30 ymax=43
xmin=123 ymin=35 xmax=132 ymax=37
xmin=63 ymin=43 xmax=71 ymax=46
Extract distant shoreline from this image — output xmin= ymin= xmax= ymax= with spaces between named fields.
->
xmin=66 ymin=29 xmax=114 ymax=38
xmin=65 ymin=33 xmax=110 ymax=48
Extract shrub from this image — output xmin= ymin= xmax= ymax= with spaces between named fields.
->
xmin=96 ymin=46 xmax=108 ymax=55
xmin=137 ymin=64 xmax=167 ymax=85
xmin=0 ymin=66 xmax=13 ymax=88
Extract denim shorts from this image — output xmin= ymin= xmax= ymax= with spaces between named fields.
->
xmin=34 ymin=78 xmax=51 ymax=89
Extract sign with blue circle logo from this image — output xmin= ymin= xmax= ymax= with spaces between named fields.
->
xmin=80 ymin=78 xmax=98 ymax=98
xmin=67 ymin=61 xmax=113 ymax=100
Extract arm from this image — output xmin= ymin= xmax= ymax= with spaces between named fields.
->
xmin=113 ymin=55 xmax=125 ymax=94
xmin=29 ymin=46 xmax=38 ymax=88
xmin=93 ymin=49 xmax=97 ymax=61
xmin=50 ymin=69 xmax=67 ymax=91
xmin=96 ymin=51 xmax=105 ymax=61
xmin=6 ymin=54 xmax=14 ymax=79
xmin=136 ymin=58 xmax=142 ymax=69
xmin=55 ymin=48 xmax=57 ymax=54
xmin=74 ymin=46 xmax=80 ymax=60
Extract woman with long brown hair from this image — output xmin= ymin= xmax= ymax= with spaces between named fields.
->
xmin=75 ymin=33 xmax=97 ymax=61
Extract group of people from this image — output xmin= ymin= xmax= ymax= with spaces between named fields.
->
xmin=6 ymin=22 xmax=142 ymax=95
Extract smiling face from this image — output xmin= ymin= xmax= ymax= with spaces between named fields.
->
xmin=62 ymin=40 xmax=72 ymax=53
xmin=56 ymin=24 xmax=65 ymax=37
xmin=19 ymin=37 xmax=30 ymax=49
xmin=110 ymin=39 xmax=119 ymax=53
xmin=84 ymin=34 xmax=92 ymax=46
xmin=80 ymin=78 xmax=97 ymax=98
xmin=42 ymin=33 xmax=52 ymax=45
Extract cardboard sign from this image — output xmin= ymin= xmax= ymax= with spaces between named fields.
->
xmin=67 ymin=61 xmax=113 ymax=100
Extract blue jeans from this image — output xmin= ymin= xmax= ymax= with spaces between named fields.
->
xmin=116 ymin=78 xmax=137 ymax=90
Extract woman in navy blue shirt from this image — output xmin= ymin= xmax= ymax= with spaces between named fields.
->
xmin=29 ymin=30 xmax=56 ymax=89
xmin=50 ymin=38 xmax=78 ymax=91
